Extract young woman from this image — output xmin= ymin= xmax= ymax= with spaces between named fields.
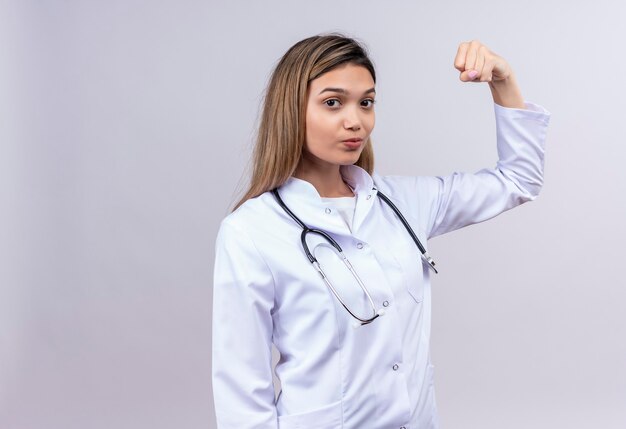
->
xmin=212 ymin=34 xmax=550 ymax=429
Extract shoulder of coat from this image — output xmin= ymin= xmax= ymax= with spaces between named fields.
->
xmin=222 ymin=190 xmax=274 ymax=231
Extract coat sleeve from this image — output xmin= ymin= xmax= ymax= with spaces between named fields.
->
xmin=425 ymin=101 xmax=551 ymax=238
xmin=212 ymin=219 xmax=278 ymax=428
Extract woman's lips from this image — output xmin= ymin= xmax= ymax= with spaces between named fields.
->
xmin=342 ymin=139 xmax=363 ymax=149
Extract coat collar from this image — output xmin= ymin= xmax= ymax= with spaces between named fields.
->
xmin=275 ymin=165 xmax=379 ymax=235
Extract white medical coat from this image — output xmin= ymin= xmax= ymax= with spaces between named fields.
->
xmin=212 ymin=102 xmax=551 ymax=429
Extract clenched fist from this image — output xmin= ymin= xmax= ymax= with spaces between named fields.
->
xmin=454 ymin=40 xmax=525 ymax=108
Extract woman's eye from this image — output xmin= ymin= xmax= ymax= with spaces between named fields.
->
xmin=324 ymin=99 xmax=340 ymax=107
xmin=361 ymin=99 xmax=375 ymax=108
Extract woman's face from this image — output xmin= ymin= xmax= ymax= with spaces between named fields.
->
xmin=302 ymin=63 xmax=376 ymax=170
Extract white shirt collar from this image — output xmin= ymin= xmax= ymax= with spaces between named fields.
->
xmin=280 ymin=164 xmax=375 ymax=203
xmin=275 ymin=165 xmax=378 ymax=235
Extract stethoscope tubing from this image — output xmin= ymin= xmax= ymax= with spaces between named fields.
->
xmin=271 ymin=185 xmax=438 ymax=325
xmin=375 ymin=191 xmax=427 ymax=255
xmin=271 ymin=186 xmax=437 ymax=272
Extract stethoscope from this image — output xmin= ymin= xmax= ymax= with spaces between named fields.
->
xmin=271 ymin=186 xmax=438 ymax=326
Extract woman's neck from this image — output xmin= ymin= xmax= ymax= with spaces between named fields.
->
xmin=293 ymin=163 xmax=354 ymax=198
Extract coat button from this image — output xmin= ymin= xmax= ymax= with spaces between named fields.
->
xmin=383 ymin=300 xmax=389 ymax=307
xmin=400 ymin=426 xmax=406 ymax=429
xmin=366 ymin=194 xmax=372 ymax=200
xmin=356 ymin=243 xmax=364 ymax=249
xmin=392 ymin=364 xmax=399 ymax=371
xmin=325 ymin=208 xmax=331 ymax=214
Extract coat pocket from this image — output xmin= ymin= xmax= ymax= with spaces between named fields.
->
xmin=388 ymin=238 xmax=428 ymax=303
xmin=277 ymin=399 xmax=342 ymax=429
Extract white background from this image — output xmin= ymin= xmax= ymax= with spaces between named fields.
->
xmin=1 ymin=1 xmax=625 ymax=428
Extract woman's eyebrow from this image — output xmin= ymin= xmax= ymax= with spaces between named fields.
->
xmin=318 ymin=87 xmax=376 ymax=95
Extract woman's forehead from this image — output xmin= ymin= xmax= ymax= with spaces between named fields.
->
xmin=309 ymin=64 xmax=375 ymax=95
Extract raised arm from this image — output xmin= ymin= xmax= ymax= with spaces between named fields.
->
xmin=374 ymin=41 xmax=551 ymax=240
xmin=426 ymin=40 xmax=551 ymax=238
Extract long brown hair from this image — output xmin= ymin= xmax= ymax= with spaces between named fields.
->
xmin=232 ymin=33 xmax=376 ymax=211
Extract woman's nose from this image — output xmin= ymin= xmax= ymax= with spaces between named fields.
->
xmin=343 ymin=106 xmax=362 ymax=130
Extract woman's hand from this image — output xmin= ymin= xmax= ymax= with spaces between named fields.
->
xmin=454 ymin=40 xmax=525 ymax=109
xmin=454 ymin=40 xmax=511 ymax=83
